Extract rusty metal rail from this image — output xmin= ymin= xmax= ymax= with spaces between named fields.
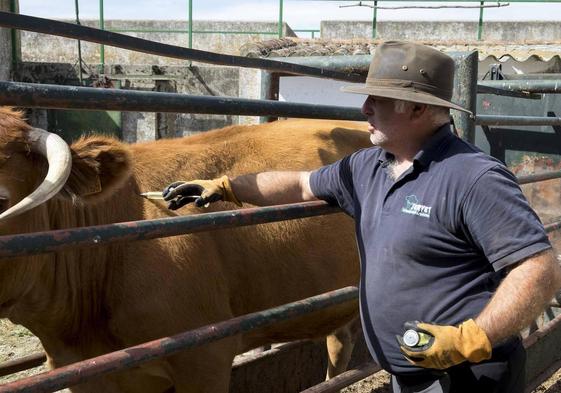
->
xmin=2 ymin=81 xmax=561 ymax=127
xmin=518 ymin=171 xmax=561 ymax=185
xmin=0 ymin=80 xmax=365 ymax=121
xmin=0 ymin=12 xmax=363 ymax=83
xmin=0 ymin=201 xmax=339 ymax=258
xmin=0 ymin=287 xmax=358 ymax=393
xmin=0 ymin=169 xmax=560 ymax=260
xmin=0 ymin=353 xmax=46 ymax=378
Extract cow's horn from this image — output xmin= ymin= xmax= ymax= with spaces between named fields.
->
xmin=0 ymin=128 xmax=72 ymax=222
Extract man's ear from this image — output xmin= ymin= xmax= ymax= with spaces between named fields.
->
xmin=411 ymin=103 xmax=429 ymax=120
xmin=60 ymin=136 xmax=132 ymax=203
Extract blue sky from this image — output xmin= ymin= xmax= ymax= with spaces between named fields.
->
xmin=18 ymin=0 xmax=561 ymax=30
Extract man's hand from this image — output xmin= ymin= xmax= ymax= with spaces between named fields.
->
xmin=162 ymin=175 xmax=242 ymax=210
xmin=398 ymin=319 xmax=492 ymax=370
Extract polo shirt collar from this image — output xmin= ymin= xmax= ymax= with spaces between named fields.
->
xmin=413 ymin=123 xmax=454 ymax=168
xmin=378 ymin=123 xmax=454 ymax=168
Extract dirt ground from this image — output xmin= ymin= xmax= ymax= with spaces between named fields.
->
xmin=1 ymin=320 xmax=561 ymax=393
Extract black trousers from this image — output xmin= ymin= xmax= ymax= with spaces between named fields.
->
xmin=391 ymin=341 xmax=526 ymax=393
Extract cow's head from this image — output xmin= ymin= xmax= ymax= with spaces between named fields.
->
xmin=0 ymin=107 xmax=132 ymax=233
xmin=0 ymin=108 xmax=133 ymax=318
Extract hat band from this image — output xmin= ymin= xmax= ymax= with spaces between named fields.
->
xmin=365 ymin=78 xmax=452 ymax=101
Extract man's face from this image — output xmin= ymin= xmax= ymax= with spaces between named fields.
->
xmin=361 ymin=96 xmax=407 ymax=148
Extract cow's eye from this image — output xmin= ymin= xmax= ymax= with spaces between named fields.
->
xmin=0 ymin=197 xmax=8 ymax=213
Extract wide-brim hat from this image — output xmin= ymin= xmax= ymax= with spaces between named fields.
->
xmin=341 ymin=41 xmax=472 ymax=115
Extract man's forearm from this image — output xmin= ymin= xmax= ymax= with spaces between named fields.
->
xmin=475 ymin=249 xmax=561 ymax=345
xmin=231 ymin=171 xmax=317 ymax=206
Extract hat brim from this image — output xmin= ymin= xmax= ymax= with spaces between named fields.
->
xmin=341 ymin=85 xmax=473 ymax=116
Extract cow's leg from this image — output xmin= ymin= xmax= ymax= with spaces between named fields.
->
xmin=168 ymin=339 xmax=238 ymax=393
xmin=326 ymin=316 xmax=362 ymax=379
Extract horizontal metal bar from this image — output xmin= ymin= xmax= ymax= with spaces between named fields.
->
xmin=523 ymin=313 xmax=561 ymax=391
xmin=316 ymin=0 xmax=561 ymax=2
xmin=476 ymin=115 xmax=561 ymax=126
xmin=0 ymin=81 xmax=365 ymax=120
xmin=477 ymin=85 xmax=542 ymax=100
xmin=0 ymin=201 xmax=340 ymax=258
xmin=109 ymin=29 xmax=278 ymax=35
xmin=0 ymin=353 xmax=46 ymax=378
xmin=544 ymin=219 xmax=561 ymax=234
xmin=0 ymin=12 xmax=363 ymax=83
xmin=479 ymin=80 xmax=561 ymax=94
xmin=0 ymin=286 xmax=358 ymax=393
xmin=517 ymin=171 xmax=561 ymax=185
xmin=300 ymin=362 xmax=380 ymax=393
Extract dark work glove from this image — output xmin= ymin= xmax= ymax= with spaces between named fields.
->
xmin=162 ymin=175 xmax=242 ymax=210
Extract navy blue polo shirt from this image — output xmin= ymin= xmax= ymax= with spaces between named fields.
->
xmin=310 ymin=123 xmax=551 ymax=376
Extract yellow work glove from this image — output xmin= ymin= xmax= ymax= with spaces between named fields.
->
xmin=162 ymin=175 xmax=242 ymax=210
xmin=398 ymin=319 xmax=492 ymax=370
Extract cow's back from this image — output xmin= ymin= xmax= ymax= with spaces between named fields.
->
xmin=126 ymin=119 xmax=370 ymax=351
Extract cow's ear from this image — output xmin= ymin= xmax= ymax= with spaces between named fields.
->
xmin=60 ymin=136 xmax=132 ymax=203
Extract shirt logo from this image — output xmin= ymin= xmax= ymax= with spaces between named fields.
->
xmin=401 ymin=195 xmax=432 ymax=218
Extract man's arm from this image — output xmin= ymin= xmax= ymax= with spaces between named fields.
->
xmin=231 ymin=171 xmax=317 ymax=206
xmin=475 ymin=249 xmax=561 ymax=344
xmin=400 ymin=249 xmax=561 ymax=369
xmin=162 ymin=171 xmax=317 ymax=209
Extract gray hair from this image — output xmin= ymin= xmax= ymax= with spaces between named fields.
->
xmin=393 ymin=99 xmax=451 ymax=127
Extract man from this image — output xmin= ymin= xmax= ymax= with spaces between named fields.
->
xmin=162 ymin=41 xmax=561 ymax=392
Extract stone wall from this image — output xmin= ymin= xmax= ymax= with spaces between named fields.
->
xmin=20 ymin=20 xmax=295 ymax=65
xmin=321 ymin=21 xmax=561 ymax=42
xmin=13 ymin=62 xmax=244 ymax=142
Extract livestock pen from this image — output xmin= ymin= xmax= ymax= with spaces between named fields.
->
xmin=0 ymin=9 xmax=561 ymax=393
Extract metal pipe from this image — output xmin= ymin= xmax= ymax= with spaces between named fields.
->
xmin=278 ymin=0 xmax=284 ymax=38
xmin=477 ymin=85 xmax=542 ymax=99
xmin=476 ymin=115 xmax=561 ymax=126
xmin=0 ymin=12 xmax=363 ymax=83
xmin=451 ymin=51 xmax=478 ymax=143
xmin=98 ymin=0 xmax=104 ymax=73
xmin=300 ymin=362 xmax=380 ymax=393
xmin=188 ymin=0 xmax=193 ymax=49
xmin=517 ymin=171 xmax=561 ymax=185
xmin=0 ymin=353 xmax=46 ymax=378
xmin=479 ymin=80 xmax=561 ymax=94
xmin=74 ymin=0 xmax=83 ymax=85
xmin=0 ymin=201 xmax=340 ymax=258
xmin=372 ymin=1 xmax=378 ymax=39
xmin=9 ymin=0 xmax=18 ymax=67
xmin=477 ymin=0 xmax=484 ymax=40
xmin=0 ymin=80 xmax=365 ymax=120
xmin=0 ymin=287 xmax=358 ymax=393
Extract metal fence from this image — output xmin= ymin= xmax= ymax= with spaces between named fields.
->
xmin=1 ymin=10 xmax=561 ymax=393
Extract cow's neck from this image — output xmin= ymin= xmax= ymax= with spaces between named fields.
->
xmin=11 ymin=191 xmax=137 ymax=345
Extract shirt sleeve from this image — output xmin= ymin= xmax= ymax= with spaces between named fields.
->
xmin=310 ymin=155 xmax=356 ymax=217
xmin=460 ymin=165 xmax=552 ymax=271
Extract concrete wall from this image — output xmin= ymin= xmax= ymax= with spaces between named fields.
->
xmin=20 ymin=20 xmax=295 ymax=65
xmin=321 ymin=21 xmax=561 ymax=42
xmin=14 ymin=62 xmax=244 ymax=141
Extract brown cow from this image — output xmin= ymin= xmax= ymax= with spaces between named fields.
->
xmin=0 ymin=107 xmax=370 ymax=392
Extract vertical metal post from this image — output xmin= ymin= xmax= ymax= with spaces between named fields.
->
xmin=372 ymin=1 xmax=378 ymax=39
xmin=278 ymin=0 xmax=284 ymax=38
xmin=477 ymin=1 xmax=484 ymax=40
xmin=99 ymin=0 xmax=105 ymax=73
xmin=451 ymin=51 xmax=478 ymax=143
xmin=188 ymin=0 xmax=193 ymax=49
xmin=75 ymin=0 xmax=83 ymax=85
xmin=9 ymin=0 xmax=19 ymax=67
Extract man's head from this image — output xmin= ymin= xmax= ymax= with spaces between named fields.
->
xmin=342 ymin=41 xmax=470 ymax=150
